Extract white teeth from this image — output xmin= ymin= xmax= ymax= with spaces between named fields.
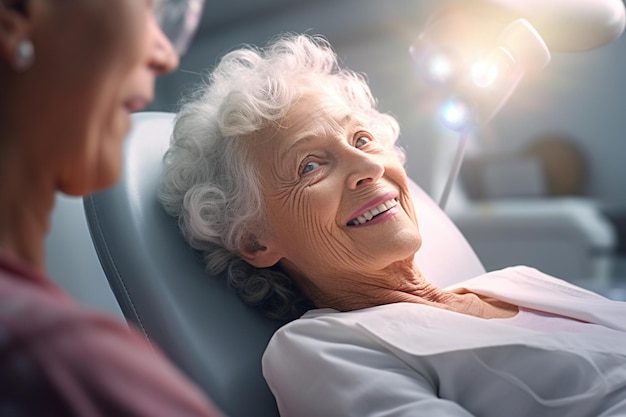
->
xmin=348 ymin=198 xmax=398 ymax=226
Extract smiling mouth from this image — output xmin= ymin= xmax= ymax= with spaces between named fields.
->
xmin=347 ymin=198 xmax=398 ymax=226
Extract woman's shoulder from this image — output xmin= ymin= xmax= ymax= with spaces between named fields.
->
xmin=267 ymin=302 xmax=461 ymax=350
xmin=0 ymin=253 xmax=155 ymax=364
xmin=263 ymin=305 xmax=403 ymax=369
xmin=0 ymin=256 xmax=77 ymax=336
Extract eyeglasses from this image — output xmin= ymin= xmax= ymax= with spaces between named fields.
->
xmin=154 ymin=0 xmax=205 ymax=56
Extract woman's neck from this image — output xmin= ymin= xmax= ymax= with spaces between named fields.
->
xmin=301 ymin=260 xmax=518 ymax=319
xmin=299 ymin=259 xmax=432 ymax=309
xmin=0 ymin=149 xmax=55 ymax=272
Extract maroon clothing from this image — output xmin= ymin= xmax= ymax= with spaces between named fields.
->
xmin=0 ymin=253 xmax=224 ymax=417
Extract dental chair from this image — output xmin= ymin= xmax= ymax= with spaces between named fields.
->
xmin=82 ymin=111 xmax=485 ymax=417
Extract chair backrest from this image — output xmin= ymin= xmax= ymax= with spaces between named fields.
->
xmin=83 ymin=111 xmax=484 ymax=417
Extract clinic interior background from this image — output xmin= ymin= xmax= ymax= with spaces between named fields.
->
xmin=151 ymin=0 xmax=626 ymax=207
xmin=145 ymin=0 xmax=626 ymax=287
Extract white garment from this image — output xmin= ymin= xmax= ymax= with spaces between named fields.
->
xmin=499 ymin=307 xmax=625 ymax=335
xmin=262 ymin=266 xmax=626 ymax=417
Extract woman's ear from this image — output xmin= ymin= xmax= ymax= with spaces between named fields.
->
xmin=0 ymin=0 xmax=29 ymax=64
xmin=239 ymin=233 xmax=283 ymax=268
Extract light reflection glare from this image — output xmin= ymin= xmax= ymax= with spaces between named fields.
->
xmin=472 ymin=47 xmax=516 ymax=88
xmin=411 ymin=44 xmax=459 ymax=86
xmin=441 ymin=97 xmax=474 ymax=131
xmin=471 ymin=60 xmax=500 ymax=88
xmin=427 ymin=53 xmax=454 ymax=84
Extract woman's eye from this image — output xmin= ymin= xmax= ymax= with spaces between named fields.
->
xmin=300 ymin=161 xmax=320 ymax=175
xmin=355 ymin=134 xmax=373 ymax=149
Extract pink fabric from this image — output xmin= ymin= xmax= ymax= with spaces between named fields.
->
xmin=0 ymin=253 xmax=224 ymax=417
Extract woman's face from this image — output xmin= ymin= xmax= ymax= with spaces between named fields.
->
xmin=25 ymin=0 xmax=178 ymax=195
xmin=250 ymin=91 xmax=422 ymax=286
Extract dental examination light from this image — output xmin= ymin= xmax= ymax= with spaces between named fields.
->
xmin=411 ymin=0 xmax=626 ymax=210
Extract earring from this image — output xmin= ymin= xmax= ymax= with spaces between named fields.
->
xmin=13 ymin=39 xmax=35 ymax=71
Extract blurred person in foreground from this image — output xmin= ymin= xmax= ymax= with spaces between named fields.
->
xmin=0 ymin=0 xmax=224 ymax=415
xmin=160 ymin=33 xmax=626 ymax=417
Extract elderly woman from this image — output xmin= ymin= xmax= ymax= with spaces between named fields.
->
xmin=0 ymin=0 xmax=223 ymax=415
xmin=160 ymin=34 xmax=626 ymax=417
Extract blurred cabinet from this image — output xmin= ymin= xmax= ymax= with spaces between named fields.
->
xmin=449 ymin=197 xmax=616 ymax=284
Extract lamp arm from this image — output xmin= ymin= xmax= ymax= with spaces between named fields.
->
xmin=439 ymin=130 xmax=471 ymax=210
xmin=469 ymin=0 xmax=626 ymax=52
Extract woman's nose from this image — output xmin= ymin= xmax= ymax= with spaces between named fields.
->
xmin=150 ymin=20 xmax=179 ymax=75
xmin=346 ymin=152 xmax=385 ymax=190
